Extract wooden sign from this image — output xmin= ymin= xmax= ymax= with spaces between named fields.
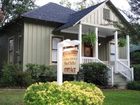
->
xmin=63 ymin=46 xmax=79 ymax=74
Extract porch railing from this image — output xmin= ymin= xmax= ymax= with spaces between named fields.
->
xmin=82 ymin=57 xmax=98 ymax=64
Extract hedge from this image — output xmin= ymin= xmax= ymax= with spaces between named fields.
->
xmin=133 ymin=64 xmax=140 ymax=81
xmin=127 ymin=81 xmax=140 ymax=90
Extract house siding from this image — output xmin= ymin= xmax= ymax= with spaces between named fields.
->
xmin=23 ymin=22 xmax=53 ymax=68
xmin=0 ymin=34 xmax=8 ymax=69
xmin=81 ymin=3 xmax=120 ymax=28
xmin=119 ymin=46 xmax=127 ymax=59
xmin=0 ymin=21 xmax=23 ymax=67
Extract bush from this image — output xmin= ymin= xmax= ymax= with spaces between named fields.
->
xmin=81 ymin=62 xmax=108 ymax=86
xmin=0 ymin=64 xmax=33 ymax=87
xmin=26 ymin=64 xmax=57 ymax=82
xmin=24 ymin=81 xmax=105 ymax=105
xmin=133 ymin=64 xmax=140 ymax=81
xmin=127 ymin=81 xmax=140 ymax=90
xmin=131 ymin=51 xmax=140 ymax=64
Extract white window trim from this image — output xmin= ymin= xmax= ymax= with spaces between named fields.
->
xmin=50 ymin=35 xmax=64 ymax=65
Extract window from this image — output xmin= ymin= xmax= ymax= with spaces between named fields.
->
xmin=8 ymin=37 xmax=14 ymax=64
xmin=103 ymin=8 xmax=110 ymax=20
xmin=52 ymin=36 xmax=63 ymax=63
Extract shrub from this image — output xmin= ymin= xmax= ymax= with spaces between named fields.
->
xmin=127 ymin=81 xmax=140 ymax=90
xmin=15 ymin=71 xmax=33 ymax=88
xmin=81 ymin=62 xmax=108 ymax=86
xmin=133 ymin=64 xmax=140 ymax=81
xmin=26 ymin=64 xmax=56 ymax=82
xmin=0 ymin=64 xmax=33 ymax=87
xmin=24 ymin=81 xmax=105 ymax=105
xmin=131 ymin=51 xmax=140 ymax=64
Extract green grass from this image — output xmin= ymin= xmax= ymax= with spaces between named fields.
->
xmin=103 ymin=90 xmax=140 ymax=105
xmin=0 ymin=89 xmax=140 ymax=105
xmin=0 ymin=89 xmax=25 ymax=105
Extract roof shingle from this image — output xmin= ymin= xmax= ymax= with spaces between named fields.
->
xmin=22 ymin=2 xmax=75 ymax=23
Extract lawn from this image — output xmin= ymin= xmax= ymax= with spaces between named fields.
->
xmin=0 ymin=89 xmax=25 ymax=105
xmin=0 ymin=89 xmax=140 ymax=105
xmin=103 ymin=90 xmax=140 ymax=105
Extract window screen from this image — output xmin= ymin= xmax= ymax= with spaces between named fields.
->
xmin=103 ymin=8 xmax=110 ymax=20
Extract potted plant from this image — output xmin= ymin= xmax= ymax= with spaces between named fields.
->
xmin=82 ymin=31 xmax=96 ymax=47
xmin=118 ymin=38 xmax=126 ymax=47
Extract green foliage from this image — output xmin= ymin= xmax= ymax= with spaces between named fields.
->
xmin=131 ymin=51 xmax=140 ymax=64
xmin=127 ymin=81 xmax=140 ymax=90
xmin=59 ymin=0 xmax=94 ymax=10
xmin=118 ymin=38 xmax=126 ymax=47
xmin=24 ymin=81 xmax=105 ymax=105
xmin=0 ymin=64 xmax=32 ymax=87
xmin=26 ymin=64 xmax=56 ymax=82
xmin=82 ymin=32 xmax=96 ymax=46
xmin=0 ymin=0 xmax=36 ymax=24
xmin=133 ymin=64 xmax=140 ymax=81
xmin=81 ymin=62 xmax=108 ymax=86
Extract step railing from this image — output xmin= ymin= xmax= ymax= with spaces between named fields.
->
xmin=117 ymin=60 xmax=133 ymax=81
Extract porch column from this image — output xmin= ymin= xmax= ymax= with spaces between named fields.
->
xmin=126 ymin=35 xmax=130 ymax=67
xmin=78 ymin=23 xmax=82 ymax=64
xmin=95 ymin=27 xmax=98 ymax=59
xmin=114 ymin=31 xmax=118 ymax=72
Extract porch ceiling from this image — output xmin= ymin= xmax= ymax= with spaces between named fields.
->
xmin=61 ymin=24 xmax=116 ymax=37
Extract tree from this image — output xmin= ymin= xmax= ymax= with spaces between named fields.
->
xmin=59 ymin=0 xmax=94 ymax=10
xmin=59 ymin=0 xmax=72 ymax=9
xmin=0 ymin=0 xmax=36 ymax=25
xmin=126 ymin=0 xmax=140 ymax=43
xmin=0 ymin=10 xmax=4 ymax=22
xmin=129 ymin=0 xmax=140 ymax=22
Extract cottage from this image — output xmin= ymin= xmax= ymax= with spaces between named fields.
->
xmin=0 ymin=0 xmax=134 ymax=87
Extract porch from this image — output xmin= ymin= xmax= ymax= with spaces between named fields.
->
xmin=59 ymin=22 xmax=134 ymax=86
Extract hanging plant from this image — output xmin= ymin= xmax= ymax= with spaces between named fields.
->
xmin=82 ymin=32 xmax=96 ymax=47
xmin=118 ymin=38 xmax=126 ymax=47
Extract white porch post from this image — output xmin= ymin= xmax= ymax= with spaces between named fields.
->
xmin=79 ymin=23 xmax=82 ymax=64
xmin=114 ymin=31 xmax=118 ymax=72
xmin=95 ymin=27 xmax=98 ymax=59
xmin=126 ymin=35 xmax=130 ymax=67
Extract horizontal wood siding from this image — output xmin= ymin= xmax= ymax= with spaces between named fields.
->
xmin=23 ymin=22 xmax=53 ymax=69
xmin=81 ymin=3 xmax=120 ymax=28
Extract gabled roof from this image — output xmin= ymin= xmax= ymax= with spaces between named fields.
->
xmin=55 ymin=1 xmax=105 ymax=31
xmin=22 ymin=2 xmax=75 ymax=23
xmin=22 ymin=0 xmax=130 ymax=31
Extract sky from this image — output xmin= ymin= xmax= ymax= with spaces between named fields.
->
xmin=35 ymin=0 xmax=130 ymax=11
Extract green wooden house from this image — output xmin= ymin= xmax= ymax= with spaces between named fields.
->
xmin=0 ymin=0 xmax=134 ymax=87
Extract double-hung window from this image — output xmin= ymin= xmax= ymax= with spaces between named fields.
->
xmin=52 ymin=36 xmax=63 ymax=63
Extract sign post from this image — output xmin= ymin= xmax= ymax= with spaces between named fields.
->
xmin=57 ymin=39 xmax=80 ymax=85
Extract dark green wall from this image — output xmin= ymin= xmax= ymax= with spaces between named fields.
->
xmin=0 ymin=20 xmax=24 ymax=69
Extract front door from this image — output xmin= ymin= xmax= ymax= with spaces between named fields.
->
xmin=109 ymin=42 xmax=115 ymax=61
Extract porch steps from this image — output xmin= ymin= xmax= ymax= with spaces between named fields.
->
xmin=108 ymin=72 xmax=127 ymax=89
xmin=114 ymin=73 xmax=127 ymax=89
